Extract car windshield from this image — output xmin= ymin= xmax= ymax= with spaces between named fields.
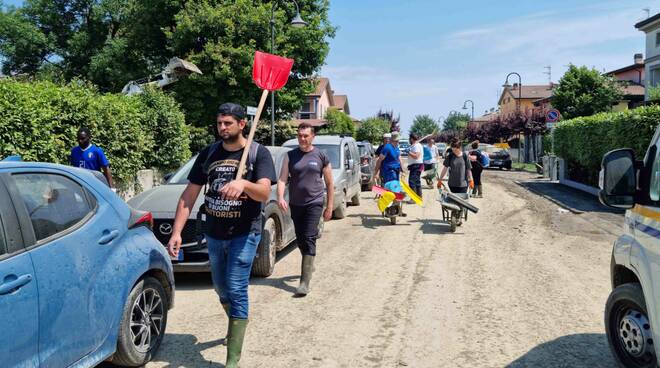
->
xmin=168 ymin=156 xmax=197 ymax=184
xmin=315 ymin=144 xmax=340 ymax=168
xmin=358 ymin=145 xmax=368 ymax=156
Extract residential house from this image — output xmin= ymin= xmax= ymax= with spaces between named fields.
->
xmin=636 ymin=13 xmax=660 ymax=99
xmin=294 ymin=77 xmax=356 ymax=128
xmin=605 ymin=53 xmax=645 ymax=110
xmin=498 ymin=84 xmax=554 ymax=117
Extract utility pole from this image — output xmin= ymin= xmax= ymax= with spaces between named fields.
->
xmin=544 ymin=66 xmax=552 ymax=85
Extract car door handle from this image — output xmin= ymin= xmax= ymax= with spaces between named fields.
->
xmin=98 ymin=230 xmax=120 ymax=244
xmin=0 ymin=274 xmax=33 ymax=295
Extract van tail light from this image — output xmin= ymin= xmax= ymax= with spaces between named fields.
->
xmin=129 ymin=208 xmax=154 ymax=230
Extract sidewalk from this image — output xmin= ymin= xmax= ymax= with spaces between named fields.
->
xmin=514 ymin=179 xmax=624 ymax=215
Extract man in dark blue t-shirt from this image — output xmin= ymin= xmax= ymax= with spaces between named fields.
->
xmin=70 ymin=128 xmax=114 ymax=187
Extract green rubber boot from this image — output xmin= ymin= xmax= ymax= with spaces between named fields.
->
xmin=226 ymin=318 xmax=248 ymax=368
xmin=296 ymin=255 xmax=315 ymax=296
xmin=221 ymin=303 xmax=231 ymax=345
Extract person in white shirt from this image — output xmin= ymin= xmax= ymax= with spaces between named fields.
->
xmin=423 ymin=138 xmax=439 ymax=171
xmin=407 ymin=133 xmax=424 ymax=198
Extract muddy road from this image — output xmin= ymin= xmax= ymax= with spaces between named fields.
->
xmin=145 ymin=170 xmax=622 ymax=368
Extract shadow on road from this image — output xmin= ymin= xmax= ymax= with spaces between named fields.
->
xmin=348 ymin=213 xmax=399 ymax=229
xmin=250 ymin=274 xmax=299 ymax=294
xmin=517 ymin=181 xmax=623 ymax=214
xmin=151 ymin=334 xmax=225 ymax=368
xmin=506 ymin=333 xmax=617 ymax=368
xmin=409 ymin=218 xmax=467 ymax=235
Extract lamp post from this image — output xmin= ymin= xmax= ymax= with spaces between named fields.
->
xmin=270 ymin=0 xmax=307 ymax=146
xmin=503 ymin=72 xmax=523 ymax=163
xmin=462 ymin=99 xmax=474 ymax=122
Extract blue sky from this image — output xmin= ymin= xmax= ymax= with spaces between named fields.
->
xmin=3 ymin=0 xmax=653 ymax=132
xmin=323 ymin=0 xmax=652 ymax=132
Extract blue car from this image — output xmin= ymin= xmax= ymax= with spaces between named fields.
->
xmin=0 ymin=160 xmax=174 ymax=367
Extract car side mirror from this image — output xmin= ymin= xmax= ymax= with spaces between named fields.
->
xmin=599 ymin=148 xmax=636 ymax=209
xmin=163 ymin=172 xmax=174 ymax=182
xmin=347 ymin=159 xmax=355 ymax=171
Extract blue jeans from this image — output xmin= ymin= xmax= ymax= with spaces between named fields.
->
xmin=206 ymin=232 xmax=260 ymax=319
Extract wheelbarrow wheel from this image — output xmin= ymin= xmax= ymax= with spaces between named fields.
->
xmin=390 ymin=216 xmax=397 ymax=225
xmin=450 ymin=216 xmax=457 ymax=232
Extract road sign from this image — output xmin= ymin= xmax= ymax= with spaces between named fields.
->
xmin=546 ymin=109 xmax=560 ymax=123
xmin=247 ymin=106 xmax=257 ymax=116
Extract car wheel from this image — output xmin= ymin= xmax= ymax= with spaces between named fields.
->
xmin=351 ymin=191 xmax=361 ymax=206
xmin=113 ymin=277 xmax=168 ymax=367
xmin=252 ymin=217 xmax=279 ymax=277
xmin=333 ymin=195 xmax=347 ymax=219
xmin=605 ymin=283 xmax=657 ymax=368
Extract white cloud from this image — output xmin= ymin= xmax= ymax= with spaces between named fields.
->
xmin=323 ymin=1 xmax=649 ymax=132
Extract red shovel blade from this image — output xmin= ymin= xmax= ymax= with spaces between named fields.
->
xmin=252 ymin=51 xmax=294 ymax=91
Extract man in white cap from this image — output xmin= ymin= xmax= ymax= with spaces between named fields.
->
xmin=375 ymin=132 xmax=391 ymax=157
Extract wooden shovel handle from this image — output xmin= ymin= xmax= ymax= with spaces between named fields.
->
xmin=237 ymin=89 xmax=269 ymax=178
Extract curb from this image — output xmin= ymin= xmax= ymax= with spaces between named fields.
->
xmin=513 ymin=180 xmax=584 ymax=214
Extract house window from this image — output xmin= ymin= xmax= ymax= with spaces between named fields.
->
xmin=656 ymin=32 xmax=660 ymax=46
xmin=651 ymin=67 xmax=660 ymax=87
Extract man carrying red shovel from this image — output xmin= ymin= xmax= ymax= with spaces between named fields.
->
xmin=167 ymin=103 xmax=276 ymax=367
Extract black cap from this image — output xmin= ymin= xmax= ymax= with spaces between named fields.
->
xmin=217 ymin=103 xmax=246 ymax=120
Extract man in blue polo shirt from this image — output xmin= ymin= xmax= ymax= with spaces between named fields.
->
xmin=70 ymin=127 xmax=114 ymax=187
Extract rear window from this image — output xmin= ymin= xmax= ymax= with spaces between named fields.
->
xmin=168 ymin=156 xmax=197 ymax=184
xmin=315 ymin=145 xmax=340 ymax=168
xmin=358 ymin=145 xmax=368 ymax=156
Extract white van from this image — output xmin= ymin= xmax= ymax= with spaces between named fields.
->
xmin=600 ymin=126 xmax=660 ymax=367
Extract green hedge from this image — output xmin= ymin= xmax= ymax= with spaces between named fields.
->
xmin=0 ymin=79 xmax=190 ymax=189
xmin=554 ymin=106 xmax=660 ymax=186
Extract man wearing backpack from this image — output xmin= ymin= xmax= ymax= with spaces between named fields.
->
xmin=438 ymin=138 xmax=474 ymax=194
xmin=469 ymin=141 xmax=486 ymax=198
xmin=167 ymin=102 xmax=276 ymax=368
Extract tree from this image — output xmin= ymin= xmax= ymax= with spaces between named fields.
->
xmin=552 ymin=64 xmax=622 ymax=119
xmin=255 ymin=120 xmax=296 ymax=146
xmin=377 ymin=109 xmax=400 ymax=132
xmin=356 ymin=117 xmax=390 ymax=143
xmin=409 ymin=114 xmax=439 ymax=137
xmin=0 ymin=0 xmax=336 ymax=126
xmin=320 ymin=107 xmax=355 ymax=136
xmin=442 ymin=112 xmax=471 ymax=131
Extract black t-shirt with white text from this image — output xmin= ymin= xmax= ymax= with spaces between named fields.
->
xmin=188 ymin=143 xmax=276 ymax=240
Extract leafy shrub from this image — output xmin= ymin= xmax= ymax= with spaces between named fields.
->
xmin=554 ymin=106 xmax=660 ymax=186
xmin=356 ymin=117 xmax=390 ymax=144
xmin=0 ymin=79 xmax=190 ymax=189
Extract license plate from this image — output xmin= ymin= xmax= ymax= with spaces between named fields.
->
xmin=493 ymin=160 xmax=502 ymax=165
xmin=170 ymin=250 xmax=183 ymax=262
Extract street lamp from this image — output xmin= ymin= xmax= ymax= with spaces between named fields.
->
xmin=503 ymin=72 xmax=523 ymax=163
xmin=270 ymin=0 xmax=307 ymax=145
xmin=462 ymin=99 xmax=474 ymax=122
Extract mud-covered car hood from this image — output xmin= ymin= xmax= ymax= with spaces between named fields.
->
xmin=127 ymin=184 xmax=204 ymax=218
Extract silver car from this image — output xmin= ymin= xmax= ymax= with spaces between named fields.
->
xmin=128 ymin=146 xmax=296 ymax=277
xmin=283 ymin=135 xmax=362 ymax=219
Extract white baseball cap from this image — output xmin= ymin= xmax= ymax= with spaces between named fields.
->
xmin=383 ymin=133 xmax=392 ymax=138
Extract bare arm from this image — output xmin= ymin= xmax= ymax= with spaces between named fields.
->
xmin=439 ymin=165 xmax=449 ymax=181
xmin=277 ymin=156 xmax=289 ymax=202
xmin=168 ymin=183 xmax=203 ymax=256
xmin=238 ymin=178 xmax=272 ymax=203
xmin=102 ymin=166 xmax=114 ymax=188
xmin=373 ymin=154 xmax=385 ymax=178
xmin=323 ymin=163 xmax=334 ymax=220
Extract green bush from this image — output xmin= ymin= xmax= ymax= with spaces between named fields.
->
xmin=554 ymin=106 xmax=660 ymax=186
xmin=0 ymin=79 xmax=190 ymax=189
xmin=320 ymin=107 xmax=355 ymax=137
xmin=188 ymin=125 xmax=215 ymax=155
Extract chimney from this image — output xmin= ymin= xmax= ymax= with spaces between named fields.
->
xmin=635 ymin=53 xmax=644 ymax=65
